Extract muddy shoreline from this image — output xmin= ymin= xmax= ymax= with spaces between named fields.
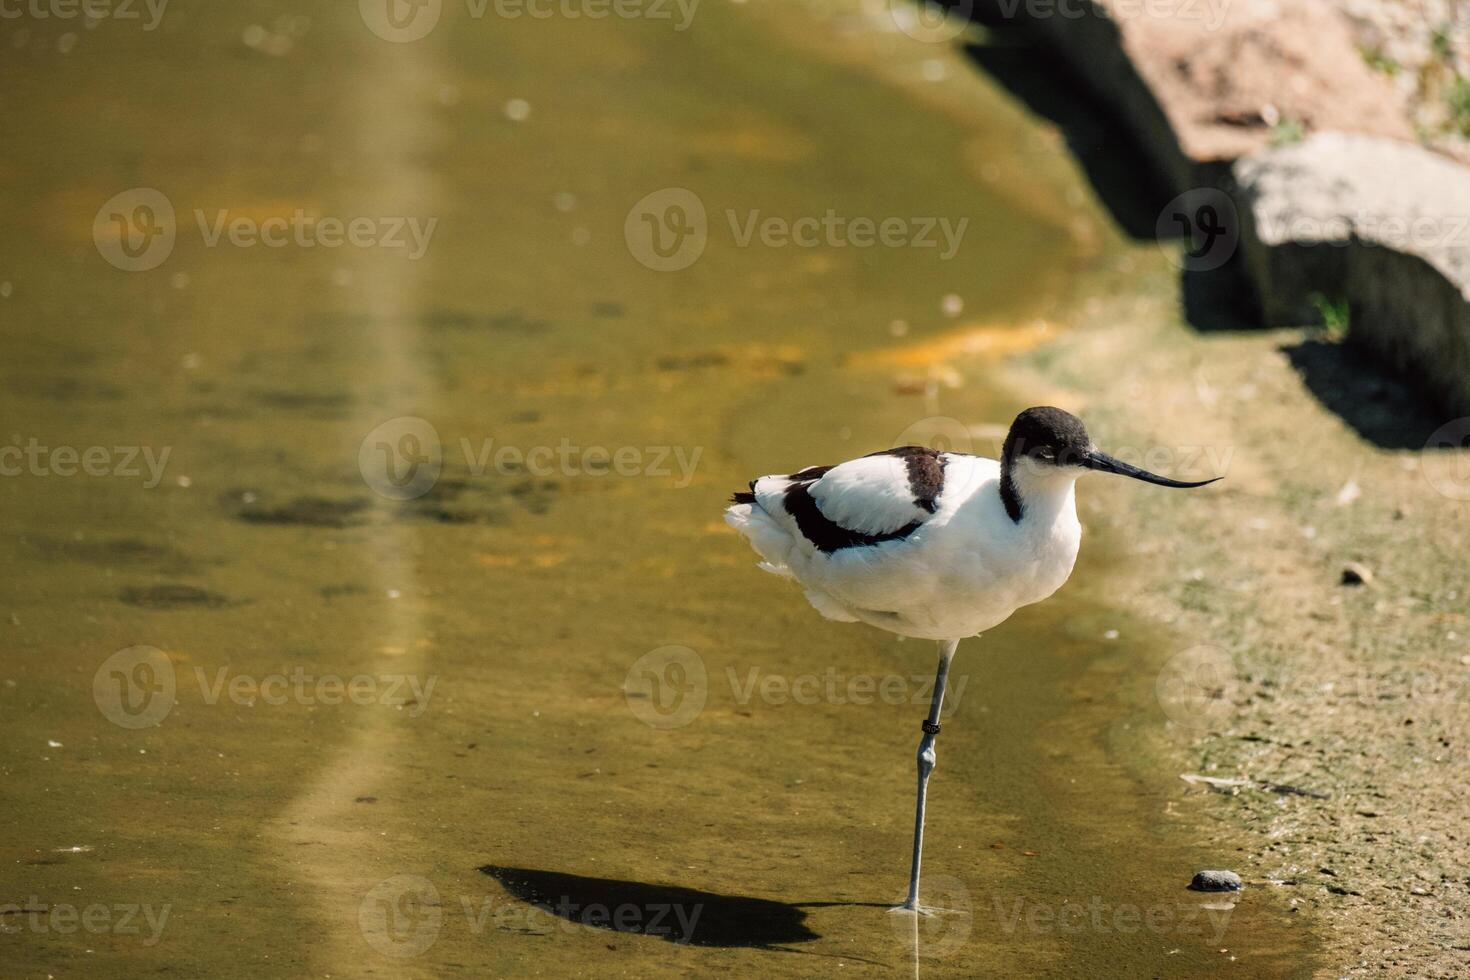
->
xmin=996 ymin=267 xmax=1470 ymax=976
xmin=958 ymin=4 xmax=1470 ymax=973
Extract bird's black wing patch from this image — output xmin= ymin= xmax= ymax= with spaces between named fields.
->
xmin=782 ymin=480 xmax=922 ymax=555
xmin=731 ymin=466 xmax=831 ymax=505
xmin=863 ymin=446 xmax=947 ymax=513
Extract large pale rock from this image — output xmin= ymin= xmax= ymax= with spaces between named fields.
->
xmin=1234 ymin=132 xmax=1470 ymax=416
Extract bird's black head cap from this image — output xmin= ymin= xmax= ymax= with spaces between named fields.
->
xmin=1002 ymin=406 xmax=1091 ymax=469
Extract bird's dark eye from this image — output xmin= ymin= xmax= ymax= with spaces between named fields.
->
xmin=1036 ymin=448 xmax=1055 ymax=461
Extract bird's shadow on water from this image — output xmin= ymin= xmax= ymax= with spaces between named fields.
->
xmin=479 ymin=865 xmax=887 ymax=954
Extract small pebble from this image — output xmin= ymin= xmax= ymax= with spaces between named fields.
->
xmin=1341 ymin=562 xmax=1373 ymax=586
xmin=1189 ymin=869 xmax=1243 ymax=892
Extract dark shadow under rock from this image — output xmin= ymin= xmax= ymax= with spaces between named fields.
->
xmin=963 ymin=32 xmax=1171 ymax=241
xmin=1282 ymin=339 xmax=1447 ymax=450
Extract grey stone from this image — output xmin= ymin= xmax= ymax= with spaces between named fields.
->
xmin=1234 ymin=133 xmax=1470 ymax=416
xmin=1189 ymin=869 xmax=1243 ymax=892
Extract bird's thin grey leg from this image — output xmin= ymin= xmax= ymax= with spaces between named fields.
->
xmin=893 ymin=638 xmax=959 ymax=914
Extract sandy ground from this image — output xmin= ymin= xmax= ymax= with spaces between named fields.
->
xmin=1000 ymin=270 xmax=1470 ymax=978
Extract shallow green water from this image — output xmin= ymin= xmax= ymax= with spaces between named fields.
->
xmin=2 ymin=2 xmax=1316 ymax=976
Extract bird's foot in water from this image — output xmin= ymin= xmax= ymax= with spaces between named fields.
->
xmin=886 ymin=903 xmax=966 ymax=918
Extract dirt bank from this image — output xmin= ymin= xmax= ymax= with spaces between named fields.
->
xmin=1000 ymin=275 xmax=1470 ymax=977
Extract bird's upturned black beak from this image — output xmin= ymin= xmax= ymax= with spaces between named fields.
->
xmin=1080 ymin=449 xmax=1221 ymax=488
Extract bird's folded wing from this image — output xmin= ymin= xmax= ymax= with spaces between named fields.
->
xmin=805 ymin=453 xmax=933 ymax=534
xmin=751 ymin=449 xmax=944 ymax=556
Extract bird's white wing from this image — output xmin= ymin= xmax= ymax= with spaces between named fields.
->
xmin=807 ymin=453 xmax=929 ymax=534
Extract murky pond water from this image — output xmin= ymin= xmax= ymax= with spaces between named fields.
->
xmin=2 ymin=2 xmax=1317 ymax=976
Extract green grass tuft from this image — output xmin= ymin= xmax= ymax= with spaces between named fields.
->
xmin=1310 ymin=293 xmax=1351 ymax=340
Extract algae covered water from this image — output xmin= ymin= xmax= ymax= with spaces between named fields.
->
xmin=1 ymin=2 xmax=1316 ymax=975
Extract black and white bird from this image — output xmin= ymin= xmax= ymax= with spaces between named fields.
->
xmin=725 ymin=406 xmax=1219 ymax=914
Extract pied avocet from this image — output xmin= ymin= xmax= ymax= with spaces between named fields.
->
xmin=725 ymin=406 xmax=1219 ymax=913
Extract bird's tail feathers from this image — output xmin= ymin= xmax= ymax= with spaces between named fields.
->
xmin=724 ymin=501 xmax=795 ymax=578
